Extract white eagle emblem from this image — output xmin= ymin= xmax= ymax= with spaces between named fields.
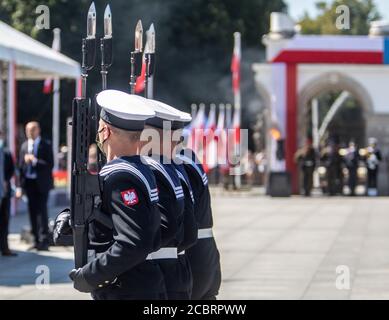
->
xmin=121 ymin=189 xmax=139 ymax=206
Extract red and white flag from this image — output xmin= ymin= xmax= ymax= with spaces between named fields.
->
xmin=43 ymin=77 xmax=53 ymax=94
xmin=135 ymin=57 xmax=146 ymax=94
xmin=231 ymin=32 xmax=241 ymax=95
xmin=215 ymin=104 xmax=228 ymax=168
xmin=43 ymin=30 xmax=61 ymax=94
xmin=232 ymin=105 xmax=241 ymax=145
xmin=203 ymin=104 xmax=217 ymax=172
xmin=188 ymin=104 xmax=206 ymax=153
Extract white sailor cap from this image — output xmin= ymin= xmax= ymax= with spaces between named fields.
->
xmin=143 ymin=99 xmax=192 ymax=130
xmin=173 ymin=111 xmax=192 ymax=130
xmin=96 ymin=90 xmax=155 ymax=131
xmin=145 ymin=99 xmax=182 ymax=129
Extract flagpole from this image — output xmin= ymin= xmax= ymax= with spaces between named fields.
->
xmin=191 ymin=103 xmax=197 ymax=120
xmin=233 ymin=32 xmax=242 ymax=189
xmin=52 ymin=28 xmax=61 ymax=171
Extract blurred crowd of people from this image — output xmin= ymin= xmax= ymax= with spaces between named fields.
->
xmin=295 ymin=137 xmax=382 ymax=197
xmin=215 ymin=136 xmax=383 ymax=198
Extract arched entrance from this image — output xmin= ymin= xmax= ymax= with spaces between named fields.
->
xmin=296 ymin=72 xmax=374 ymax=194
xmin=298 ymin=72 xmax=374 ymax=147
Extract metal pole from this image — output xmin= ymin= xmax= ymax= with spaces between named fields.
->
xmin=7 ymin=62 xmax=16 ymax=217
xmin=233 ymin=33 xmax=242 ymax=189
xmin=53 ymin=78 xmax=60 ymax=170
xmin=130 ymin=52 xmax=136 ymax=94
xmin=144 ymin=54 xmax=149 ymax=98
xmin=52 ymin=28 xmax=61 ymax=171
xmin=0 ymin=64 xmax=4 ymax=133
xmin=7 ymin=62 xmax=16 ymax=158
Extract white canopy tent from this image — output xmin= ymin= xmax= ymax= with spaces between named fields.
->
xmin=0 ymin=20 xmax=80 ymax=79
xmin=0 ymin=20 xmax=81 ymax=160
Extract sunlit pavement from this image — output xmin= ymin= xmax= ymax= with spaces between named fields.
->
xmin=1 ymin=189 xmax=389 ymax=300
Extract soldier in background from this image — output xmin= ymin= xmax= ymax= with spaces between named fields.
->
xmin=364 ymin=137 xmax=382 ymax=196
xmin=344 ymin=141 xmax=360 ymax=196
xmin=141 ymin=99 xmax=197 ymax=300
xmin=321 ymin=138 xmax=344 ymax=196
xmin=294 ymin=138 xmax=316 ymax=197
xmin=177 ymin=148 xmax=222 ymax=300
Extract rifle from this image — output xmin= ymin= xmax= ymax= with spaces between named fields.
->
xmin=100 ymin=5 xmax=113 ymax=91
xmin=129 ymin=20 xmax=143 ymax=94
xmin=95 ymin=5 xmax=113 ymax=170
xmin=71 ymin=3 xmax=113 ymax=269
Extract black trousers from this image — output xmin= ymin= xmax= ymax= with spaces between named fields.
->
xmin=0 ymin=196 xmax=11 ymax=252
xmin=302 ymin=167 xmax=314 ymax=196
xmin=367 ymin=169 xmax=378 ymax=189
xmin=348 ymin=167 xmax=358 ymax=195
xmin=24 ymin=179 xmax=49 ymax=245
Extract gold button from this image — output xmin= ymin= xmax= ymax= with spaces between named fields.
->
xmin=98 ymin=284 xmax=103 ymax=288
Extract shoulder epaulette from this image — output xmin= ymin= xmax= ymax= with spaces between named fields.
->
xmin=100 ymin=161 xmax=158 ymax=202
xmin=177 ymin=154 xmax=208 ymax=186
xmin=143 ymin=156 xmax=184 ymax=199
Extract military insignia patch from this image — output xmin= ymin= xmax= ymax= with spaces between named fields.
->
xmin=121 ymin=189 xmax=139 ymax=206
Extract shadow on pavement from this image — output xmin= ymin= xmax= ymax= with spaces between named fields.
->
xmin=0 ymin=248 xmax=74 ymax=287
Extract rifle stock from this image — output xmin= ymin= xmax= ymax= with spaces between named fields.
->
xmin=71 ymin=97 xmax=100 ymax=268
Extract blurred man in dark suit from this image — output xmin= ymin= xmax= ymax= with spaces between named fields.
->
xmin=0 ymin=130 xmax=16 ymax=256
xmin=18 ymin=122 xmax=54 ymax=251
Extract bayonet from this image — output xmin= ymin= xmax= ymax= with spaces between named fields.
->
xmin=135 ymin=20 xmax=143 ymax=52
xmin=144 ymin=23 xmax=156 ymax=98
xmin=145 ymin=23 xmax=155 ymax=54
xmin=104 ymin=4 xmax=112 ymax=39
xmin=100 ymin=4 xmax=113 ymax=90
xmin=130 ymin=20 xmax=144 ymax=94
xmin=81 ymin=2 xmax=97 ymax=99
xmin=87 ymin=2 xmax=96 ymax=39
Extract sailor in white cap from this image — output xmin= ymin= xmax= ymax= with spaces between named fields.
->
xmin=175 ymin=112 xmax=222 ymax=300
xmin=68 ymin=90 xmax=167 ymax=300
xmin=140 ymin=99 xmax=198 ymax=299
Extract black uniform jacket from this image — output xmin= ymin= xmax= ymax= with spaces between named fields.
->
xmin=144 ymin=155 xmax=195 ymax=296
xmin=143 ymin=155 xmax=184 ymax=247
xmin=82 ymin=156 xmax=164 ymax=295
xmin=178 ymin=149 xmax=221 ymax=299
xmin=174 ymin=162 xmax=198 ymax=252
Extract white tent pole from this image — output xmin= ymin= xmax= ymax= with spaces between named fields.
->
xmin=0 ymin=64 xmax=4 ymax=132
xmin=7 ymin=61 xmax=16 ymax=217
xmin=7 ymin=61 xmax=16 ymax=157
xmin=52 ymin=28 xmax=61 ymax=171
xmin=53 ymin=78 xmax=60 ymax=170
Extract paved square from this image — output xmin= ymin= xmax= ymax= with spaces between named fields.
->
xmin=1 ymin=191 xmax=389 ymax=300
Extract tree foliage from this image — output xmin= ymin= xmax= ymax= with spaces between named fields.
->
xmin=0 ymin=0 xmax=286 ymax=141
xmin=299 ymin=0 xmax=381 ymax=35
